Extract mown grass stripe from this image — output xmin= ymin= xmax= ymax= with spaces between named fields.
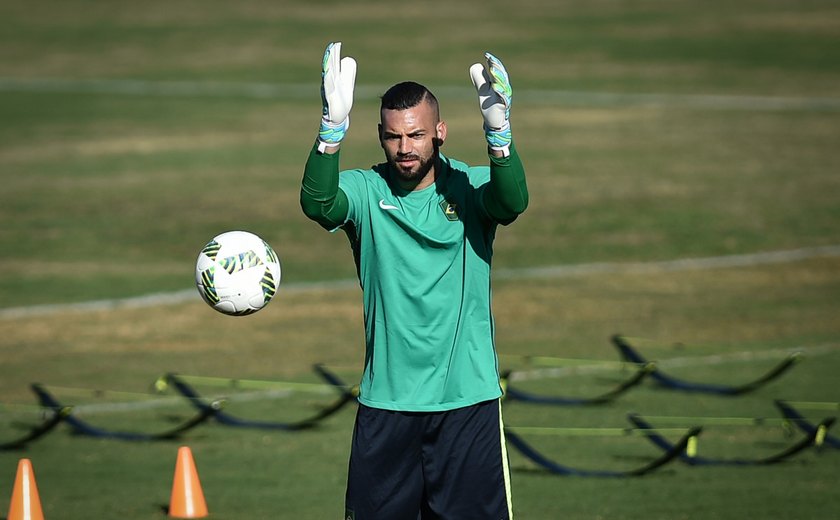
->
xmin=2 ymin=77 xmax=840 ymax=112
xmin=2 ymin=245 xmax=839 ymax=320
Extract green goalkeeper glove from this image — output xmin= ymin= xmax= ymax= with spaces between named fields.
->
xmin=469 ymin=52 xmax=513 ymax=156
xmin=318 ymin=42 xmax=357 ymax=152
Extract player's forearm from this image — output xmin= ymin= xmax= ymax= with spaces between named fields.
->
xmin=484 ymin=141 xmax=528 ymax=222
xmin=300 ymin=143 xmax=349 ymax=229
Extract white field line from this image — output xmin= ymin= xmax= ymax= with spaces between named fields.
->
xmin=2 ymin=77 xmax=840 ymax=111
xmin=2 ymin=244 xmax=840 ymax=320
xmin=0 ymin=279 xmax=359 ymax=320
xmin=493 ymin=244 xmax=840 ymax=280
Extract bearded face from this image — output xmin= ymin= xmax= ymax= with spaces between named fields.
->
xmin=379 ymin=99 xmax=447 ymax=191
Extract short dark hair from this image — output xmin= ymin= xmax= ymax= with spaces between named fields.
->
xmin=380 ymin=81 xmax=439 ymax=116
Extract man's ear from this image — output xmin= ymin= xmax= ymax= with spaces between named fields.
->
xmin=435 ymin=121 xmax=447 ymax=147
xmin=378 ymin=123 xmax=384 ymax=148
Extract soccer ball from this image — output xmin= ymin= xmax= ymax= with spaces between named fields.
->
xmin=195 ymin=231 xmax=282 ymax=316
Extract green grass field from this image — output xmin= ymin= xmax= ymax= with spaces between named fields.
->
xmin=1 ymin=0 xmax=839 ymax=518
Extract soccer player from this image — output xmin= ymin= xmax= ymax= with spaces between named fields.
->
xmin=300 ymin=42 xmax=528 ymax=519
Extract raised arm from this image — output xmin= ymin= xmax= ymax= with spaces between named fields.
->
xmin=300 ymin=42 xmax=355 ymax=229
xmin=470 ymin=52 xmax=529 ymax=223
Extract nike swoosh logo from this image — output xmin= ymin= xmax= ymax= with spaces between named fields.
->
xmin=379 ymin=199 xmax=399 ymax=211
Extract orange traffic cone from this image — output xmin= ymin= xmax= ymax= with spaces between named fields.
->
xmin=6 ymin=458 xmax=45 ymax=520
xmin=168 ymin=446 xmax=208 ymax=518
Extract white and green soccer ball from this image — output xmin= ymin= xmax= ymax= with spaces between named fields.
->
xmin=195 ymin=231 xmax=281 ymax=316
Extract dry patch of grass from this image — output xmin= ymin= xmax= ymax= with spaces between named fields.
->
xmin=0 ymin=287 xmax=364 ymax=400
xmin=2 ymin=257 xmax=837 ymax=402
xmin=493 ymin=256 xmax=840 ymax=358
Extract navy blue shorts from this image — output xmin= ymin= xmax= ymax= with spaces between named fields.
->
xmin=344 ymin=399 xmax=513 ymax=519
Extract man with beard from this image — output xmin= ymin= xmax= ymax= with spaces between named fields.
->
xmin=300 ymin=42 xmax=528 ymax=519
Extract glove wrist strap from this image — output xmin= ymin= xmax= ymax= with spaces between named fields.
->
xmin=318 ymin=116 xmax=349 ymax=151
xmin=484 ymin=122 xmax=511 ymax=157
